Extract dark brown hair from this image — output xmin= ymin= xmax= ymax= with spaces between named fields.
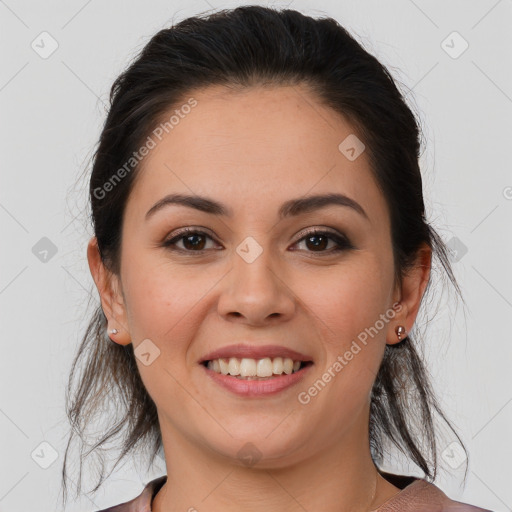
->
xmin=61 ymin=5 xmax=468 ymax=506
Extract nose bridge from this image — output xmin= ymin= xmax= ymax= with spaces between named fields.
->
xmin=217 ymin=234 xmax=295 ymax=323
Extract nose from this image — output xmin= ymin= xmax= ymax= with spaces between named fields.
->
xmin=217 ymin=245 xmax=296 ymax=326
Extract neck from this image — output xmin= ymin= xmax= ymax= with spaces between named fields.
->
xmin=152 ymin=414 xmax=400 ymax=512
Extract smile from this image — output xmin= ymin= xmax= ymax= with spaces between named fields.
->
xmin=204 ymin=357 xmax=312 ymax=379
xmin=201 ymin=359 xmax=313 ymax=397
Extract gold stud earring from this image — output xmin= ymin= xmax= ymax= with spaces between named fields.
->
xmin=395 ymin=325 xmax=406 ymax=341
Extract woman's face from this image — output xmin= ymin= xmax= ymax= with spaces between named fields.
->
xmin=91 ymin=84 xmax=427 ymax=467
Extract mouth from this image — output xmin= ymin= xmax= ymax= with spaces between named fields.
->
xmin=201 ymin=357 xmax=314 ymax=380
xmin=198 ymin=344 xmax=314 ymax=395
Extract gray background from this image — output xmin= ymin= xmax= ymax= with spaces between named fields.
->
xmin=1 ymin=1 xmax=511 ymax=511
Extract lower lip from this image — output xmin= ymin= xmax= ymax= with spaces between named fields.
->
xmin=201 ymin=363 xmax=312 ymax=397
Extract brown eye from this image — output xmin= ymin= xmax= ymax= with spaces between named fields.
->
xmin=162 ymin=228 xmax=354 ymax=255
xmin=181 ymin=233 xmax=207 ymax=250
xmin=293 ymin=229 xmax=353 ymax=253
xmin=304 ymin=234 xmax=329 ymax=251
xmin=163 ymin=229 xmax=217 ymax=252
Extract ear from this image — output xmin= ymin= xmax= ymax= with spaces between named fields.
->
xmin=87 ymin=236 xmax=131 ymax=345
xmin=387 ymin=242 xmax=432 ymax=345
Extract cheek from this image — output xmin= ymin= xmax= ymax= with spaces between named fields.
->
xmin=300 ymin=261 xmax=391 ymax=343
xmin=294 ymin=257 xmax=391 ymax=403
xmin=122 ymin=262 xmax=211 ymax=342
xmin=121 ymin=261 xmax=212 ymax=405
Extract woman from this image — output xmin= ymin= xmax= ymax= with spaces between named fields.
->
xmin=61 ymin=5 xmax=493 ymax=512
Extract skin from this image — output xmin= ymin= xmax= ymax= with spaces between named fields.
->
xmin=88 ymin=84 xmax=431 ymax=512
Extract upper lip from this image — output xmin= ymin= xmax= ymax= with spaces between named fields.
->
xmin=199 ymin=343 xmax=313 ymax=364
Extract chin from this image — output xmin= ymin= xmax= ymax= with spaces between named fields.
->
xmin=201 ymin=423 xmax=308 ymax=468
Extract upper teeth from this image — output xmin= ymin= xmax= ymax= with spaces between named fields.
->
xmin=207 ymin=357 xmax=301 ymax=377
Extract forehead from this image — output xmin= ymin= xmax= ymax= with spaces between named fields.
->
xmin=125 ymin=84 xmax=389 ymax=227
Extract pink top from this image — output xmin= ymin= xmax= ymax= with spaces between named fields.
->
xmin=95 ymin=472 xmax=493 ymax=512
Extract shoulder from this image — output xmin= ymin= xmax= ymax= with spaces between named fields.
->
xmin=94 ymin=475 xmax=167 ymax=512
xmin=92 ymin=473 xmax=493 ymax=512
xmin=374 ymin=475 xmax=494 ymax=512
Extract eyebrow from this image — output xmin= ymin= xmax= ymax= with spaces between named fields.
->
xmin=145 ymin=192 xmax=369 ymax=222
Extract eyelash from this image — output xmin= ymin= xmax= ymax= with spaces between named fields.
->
xmin=162 ymin=227 xmax=354 ymax=255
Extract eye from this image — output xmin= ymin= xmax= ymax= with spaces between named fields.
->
xmin=162 ymin=227 xmax=354 ymax=254
xmin=162 ymin=228 xmax=219 ymax=252
xmin=292 ymin=228 xmax=354 ymax=253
